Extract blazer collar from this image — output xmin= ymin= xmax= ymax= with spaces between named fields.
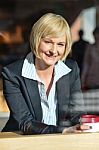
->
xmin=21 ymin=52 xmax=71 ymax=81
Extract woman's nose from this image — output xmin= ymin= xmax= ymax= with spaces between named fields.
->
xmin=51 ymin=44 xmax=57 ymax=53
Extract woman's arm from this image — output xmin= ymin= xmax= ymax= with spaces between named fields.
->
xmin=68 ymin=60 xmax=85 ymax=125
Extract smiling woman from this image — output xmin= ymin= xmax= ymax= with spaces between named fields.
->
xmin=1 ymin=13 xmax=89 ymax=135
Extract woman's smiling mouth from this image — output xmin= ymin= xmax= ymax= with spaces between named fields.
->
xmin=45 ymin=52 xmax=58 ymax=58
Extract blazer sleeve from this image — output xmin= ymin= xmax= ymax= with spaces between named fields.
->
xmin=2 ymin=66 xmax=61 ymax=134
xmin=57 ymin=59 xmax=85 ymax=128
xmin=68 ymin=60 xmax=85 ymax=124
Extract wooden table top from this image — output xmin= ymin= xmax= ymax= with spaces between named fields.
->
xmin=0 ymin=132 xmax=99 ymax=150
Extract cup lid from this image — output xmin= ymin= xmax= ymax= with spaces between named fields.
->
xmin=81 ymin=115 xmax=99 ymax=123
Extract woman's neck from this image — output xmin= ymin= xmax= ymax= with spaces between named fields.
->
xmin=35 ymin=58 xmax=54 ymax=80
xmin=35 ymin=58 xmax=54 ymax=96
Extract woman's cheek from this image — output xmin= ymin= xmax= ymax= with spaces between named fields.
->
xmin=39 ymin=44 xmax=49 ymax=53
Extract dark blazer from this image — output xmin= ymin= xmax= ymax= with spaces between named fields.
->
xmin=2 ymin=58 xmax=84 ymax=134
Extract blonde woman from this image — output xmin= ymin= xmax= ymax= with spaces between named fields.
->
xmin=2 ymin=13 xmax=89 ymax=134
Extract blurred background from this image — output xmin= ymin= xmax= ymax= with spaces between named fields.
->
xmin=0 ymin=0 xmax=99 ymax=130
xmin=0 ymin=0 xmax=99 ymax=71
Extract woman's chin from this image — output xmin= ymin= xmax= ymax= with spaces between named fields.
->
xmin=44 ymin=58 xmax=57 ymax=66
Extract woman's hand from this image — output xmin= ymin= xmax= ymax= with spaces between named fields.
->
xmin=62 ymin=124 xmax=91 ymax=134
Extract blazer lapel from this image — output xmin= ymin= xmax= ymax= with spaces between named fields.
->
xmin=24 ymin=78 xmax=42 ymax=121
xmin=56 ymin=75 xmax=70 ymax=121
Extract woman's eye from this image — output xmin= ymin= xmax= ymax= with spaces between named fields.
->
xmin=44 ymin=40 xmax=51 ymax=43
xmin=58 ymin=43 xmax=65 ymax=46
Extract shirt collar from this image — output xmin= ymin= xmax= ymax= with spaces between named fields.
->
xmin=22 ymin=52 xmax=71 ymax=82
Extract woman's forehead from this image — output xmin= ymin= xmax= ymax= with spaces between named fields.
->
xmin=42 ymin=35 xmax=66 ymax=42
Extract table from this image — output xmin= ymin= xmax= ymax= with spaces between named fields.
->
xmin=0 ymin=132 xmax=99 ymax=150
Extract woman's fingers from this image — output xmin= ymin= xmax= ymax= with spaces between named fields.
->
xmin=62 ymin=124 xmax=91 ymax=134
xmin=80 ymin=124 xmax=92 ymax=130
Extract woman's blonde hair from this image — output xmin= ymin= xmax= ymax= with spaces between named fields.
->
xmin=30 ymin=13 xmax=72 ymax=60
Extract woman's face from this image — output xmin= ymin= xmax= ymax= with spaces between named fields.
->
xmin=37 ymin=35 xmax=66 ymax=67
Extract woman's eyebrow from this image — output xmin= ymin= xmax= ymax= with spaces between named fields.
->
xmin=42 ymin=37 xmax=51 ymax=40
xmin=42 ymin=37 xmax=66 ymax=43
xmin=58 ymin=42 xmax=66 ymax=43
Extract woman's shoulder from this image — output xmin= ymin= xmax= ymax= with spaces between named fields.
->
xmin=2 ymin=58 xmax=25 ymax=76
xmin=64 ymin=58 xmax=78 ymax=70
xmin=4 ymin=58 xmax=24 ymax=68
